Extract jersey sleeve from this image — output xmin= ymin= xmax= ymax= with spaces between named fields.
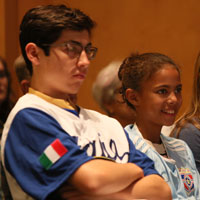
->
xmin=4 ymin=108 xmax=94 ymax=200
xmin=124 ymin=129 xmax=160 ymax=176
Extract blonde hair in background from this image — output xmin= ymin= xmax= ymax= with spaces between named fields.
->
xmin=172 ymin=52 xmax=200 ymax=137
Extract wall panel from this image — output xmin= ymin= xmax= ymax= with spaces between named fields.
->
xmin=4 ymin=0 xmax=200 ymax=117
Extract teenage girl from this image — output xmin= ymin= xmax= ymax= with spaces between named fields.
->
xmin=119 ymin=52 xmax=200 ymax=199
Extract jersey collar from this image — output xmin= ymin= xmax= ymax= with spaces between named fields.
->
xmin=28 ymin=88 xmax=75 ymax=110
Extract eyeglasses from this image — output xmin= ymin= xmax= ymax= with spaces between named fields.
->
xmin=43 ymin=40 xmax=98 ymax=60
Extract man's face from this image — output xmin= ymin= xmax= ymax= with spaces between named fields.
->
xmin=36 ymin=30 xmax=92 ymax=99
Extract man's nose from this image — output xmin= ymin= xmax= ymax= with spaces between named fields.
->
xmin=77 ymin=50 xmax=90 ymax=67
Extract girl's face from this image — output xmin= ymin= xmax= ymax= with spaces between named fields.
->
xmin=0 ymin=61 xmax=8 ymax=104
xmin=133 ymin=64 xmax=182 ymax=129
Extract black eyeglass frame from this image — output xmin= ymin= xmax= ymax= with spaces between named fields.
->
xmin=41 ymin=40 xmax=98 ymax=60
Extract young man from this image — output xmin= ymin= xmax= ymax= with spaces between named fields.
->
xmin=1 ymin=5 xmax=171 ymax=200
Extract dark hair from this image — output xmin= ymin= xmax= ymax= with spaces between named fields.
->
xmin=118 ymin=52 xmax=180 ymax=110
xmin=0 ymin=56 xmax=13 ymax=123
xmin=20 ymin=4 xmax=96 ymax=75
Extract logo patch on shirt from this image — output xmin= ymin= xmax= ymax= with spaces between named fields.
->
xmin=179 ymin=168 xmax=194 ymax=195
xmin=39 ymin=139 xmax=68 ymax=170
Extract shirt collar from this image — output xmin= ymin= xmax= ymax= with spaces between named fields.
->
xmin=28 ymin=87 xmax=75 ymax=110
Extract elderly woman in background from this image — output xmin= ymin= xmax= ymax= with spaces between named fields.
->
xmin=92 ymin=61 xmax=136 ymax=127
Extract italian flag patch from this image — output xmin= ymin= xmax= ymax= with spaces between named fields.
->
xmin=39 ymin=139 xmax=68 ymax=170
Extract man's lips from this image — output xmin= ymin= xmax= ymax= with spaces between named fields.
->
xmin=73 ymin=73 xmax=86 ymax=79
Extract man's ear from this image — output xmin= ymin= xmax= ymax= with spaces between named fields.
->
xmin=25 ymin=43 xmax=40 ymax=65
xmin=126 ymin=88 xmax=140 ymax=107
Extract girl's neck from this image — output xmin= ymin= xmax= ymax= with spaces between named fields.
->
xmin=136 ymin=121 xmax=162 ymax=144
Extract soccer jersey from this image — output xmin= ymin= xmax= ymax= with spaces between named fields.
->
xmin=1 ymin=89 xmax=158 ymax=200
xmin=126 ymin=124 xmax=200 ymax=200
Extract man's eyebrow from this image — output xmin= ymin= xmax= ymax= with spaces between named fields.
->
xmin=69 ymin=40 xmax=92 ymax=47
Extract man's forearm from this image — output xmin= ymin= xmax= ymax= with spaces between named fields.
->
xmin=68 ymin=159 xmax=144 ymax=195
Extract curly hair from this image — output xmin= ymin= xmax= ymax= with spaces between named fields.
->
xmin=118 ymin=52 xmax=180 ymax=110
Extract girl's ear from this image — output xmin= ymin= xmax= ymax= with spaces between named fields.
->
xmin=126 ymin=88 xmax=140 ymax=107
xmin=25 ymin=43 xmax=40 ymax=66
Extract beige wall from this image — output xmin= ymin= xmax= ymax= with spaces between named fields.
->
xmin=1 ymin=0 xmax=200 ymax=116
xmin=0 ymin=0 xmax=6 ymax=58
xmin=0 ymin=0 xmax=20 ymax=100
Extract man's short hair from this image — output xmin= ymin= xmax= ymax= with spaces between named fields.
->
xmin=19 ymin=4 xmax=96 ymax=75
xmin=14 ymin=55 xmax=31 ymax=83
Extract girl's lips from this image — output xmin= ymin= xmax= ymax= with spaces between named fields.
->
xmin=163 ymin=110 xmax=175 ymax=114
xmin=161 ymin=110 xmax=176 ymax=116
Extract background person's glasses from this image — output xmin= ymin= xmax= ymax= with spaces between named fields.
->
xmin=42 ymin=40 xmax=98 ymax=60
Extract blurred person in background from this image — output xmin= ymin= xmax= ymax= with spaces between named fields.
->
xmin=92 ymin=61 xmax=136 ymax=127
xmin=172 ymin=52 xmax=200 ymax=173
xmin=0 ymin=56 xmax=13 ymax=200
xmin=14 ymin=55 xmax=31 ymax=95
xmin=0 ymin=56 xmax=14 ymax=130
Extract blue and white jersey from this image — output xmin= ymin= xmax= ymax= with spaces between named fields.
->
xmin=126 ymin=124 xmax=200 ymax=200
xmin=1 ymin=89 xmax=158 ymax=200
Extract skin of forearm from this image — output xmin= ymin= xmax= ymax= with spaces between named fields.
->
xmin=58 ymin=187 xmax=134 ymax=200
xmin=59 ymin=175 xmax=171 ymax=200
xmin=58 ymin=180 xmax=138 ymax=200
xmin=129 ymin=174 xmax=172 ymax=200
xmin=68 ymin=159 xmax=144 ymax=195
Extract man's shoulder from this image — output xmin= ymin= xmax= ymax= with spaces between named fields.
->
xmin=81 ymin=108 xmax=123 ymax=126
xmin=13 ymin=93 xmax=47 ymax=110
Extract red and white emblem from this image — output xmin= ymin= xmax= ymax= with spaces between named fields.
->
xmin=179 ymin=168 xmax=194 ymax=195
